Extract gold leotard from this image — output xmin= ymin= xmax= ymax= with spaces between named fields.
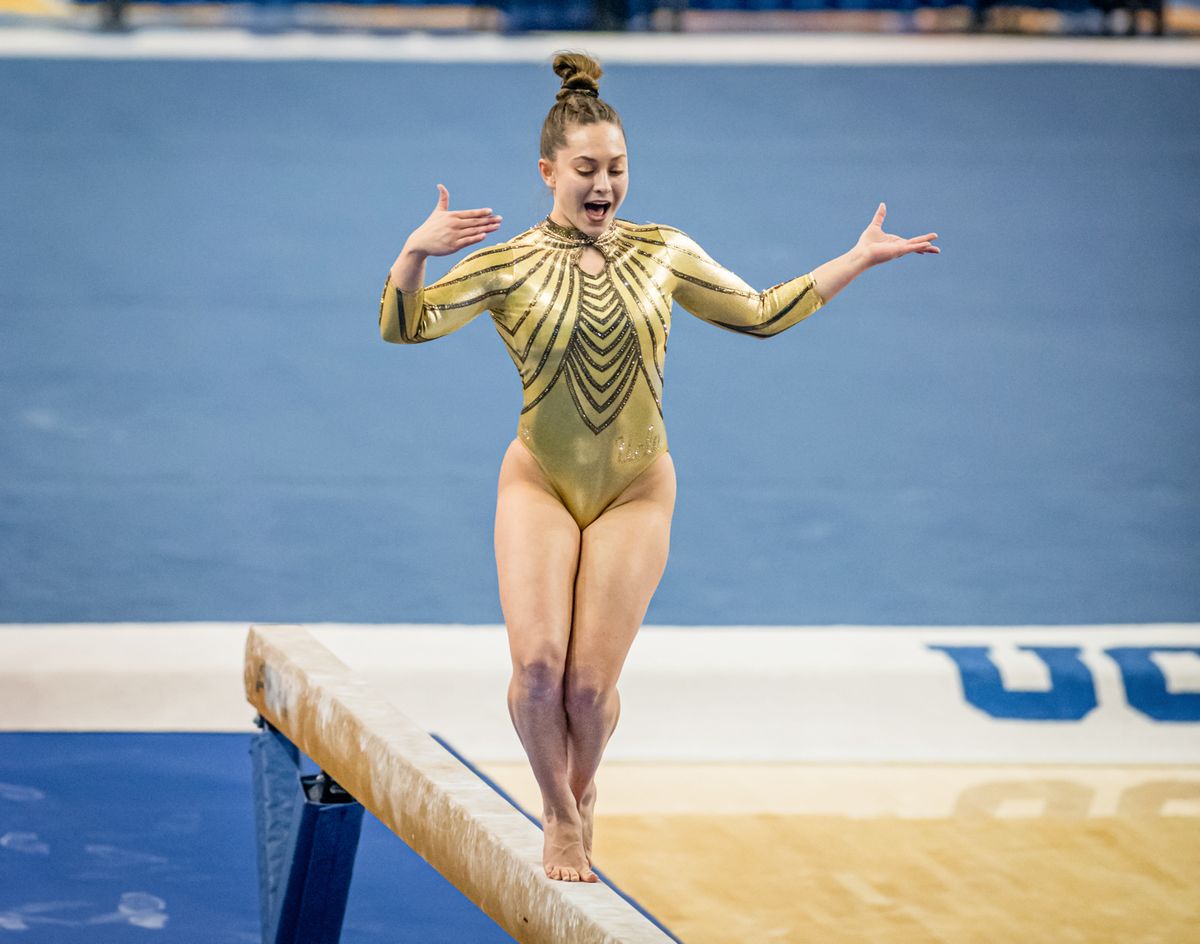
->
xmin=379 ymin=216 xmax=826 ymax=528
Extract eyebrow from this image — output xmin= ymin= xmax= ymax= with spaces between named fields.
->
xmin=573 ymin=155 xmax=627 ymax=163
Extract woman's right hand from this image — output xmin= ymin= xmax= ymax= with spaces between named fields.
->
xmin=404 ymin=184 xmax=502 ymax=258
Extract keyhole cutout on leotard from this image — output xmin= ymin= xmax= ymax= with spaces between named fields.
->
xmin=577 ymin=246 xmax=606 ymax=277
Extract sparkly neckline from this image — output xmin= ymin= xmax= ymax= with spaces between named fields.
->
xmin=539 ymin=215 xmax=619 ymax=247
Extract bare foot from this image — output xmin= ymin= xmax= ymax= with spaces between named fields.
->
xmin=542 ymin=808 xmax=598 ymax=883
xmin=576 ymin=779 xmax=597 ymax=867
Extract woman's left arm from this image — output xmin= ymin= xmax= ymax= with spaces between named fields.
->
xmin=811 ymin=202 xmax=939 ymax=304
xmin=663 ymin=203 xmax=938 ymax=339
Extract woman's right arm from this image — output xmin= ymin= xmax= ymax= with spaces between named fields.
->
xmin=380 ymin=184 xmax=506 ymax=344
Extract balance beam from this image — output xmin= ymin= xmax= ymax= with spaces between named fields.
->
xmin=243 ymin=624 xmax=675 ymax=944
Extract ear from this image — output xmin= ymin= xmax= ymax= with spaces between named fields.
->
xmin=537 ymin=157 xmax=555 ymax=189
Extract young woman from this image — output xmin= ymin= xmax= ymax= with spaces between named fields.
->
xmin=380 ymin=51 xmax=938 ymax=883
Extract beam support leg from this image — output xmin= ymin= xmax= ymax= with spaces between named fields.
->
xmin=251 ymin=716 xmax=364 ymax=944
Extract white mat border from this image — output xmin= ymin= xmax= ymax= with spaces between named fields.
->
xmin=1 ymin=622 xmax=1197 ymax=764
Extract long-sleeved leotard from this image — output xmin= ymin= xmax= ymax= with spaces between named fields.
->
xmin=379 ymin=215 xmax=826 ymax=529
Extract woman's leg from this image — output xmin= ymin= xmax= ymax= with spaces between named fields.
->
xmin=564 ymin=452 xmax=677 ymax=862
xmin=494 ymin=439 xmax=595 ymax=882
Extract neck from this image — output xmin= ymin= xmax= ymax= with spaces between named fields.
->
xmin=549 ymin=210 xmax=583 ymax=232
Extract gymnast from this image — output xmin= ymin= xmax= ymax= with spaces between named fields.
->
xmin=380 ymin=51 xmax=939 ymax=882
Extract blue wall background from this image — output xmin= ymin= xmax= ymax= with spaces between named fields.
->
xmin=1 ymin=60 xmax=1197 ymax=625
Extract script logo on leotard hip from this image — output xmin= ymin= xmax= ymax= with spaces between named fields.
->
xmin=615 ymin=425 xmax=661 ymax=464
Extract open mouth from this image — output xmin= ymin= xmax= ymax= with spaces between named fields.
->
xmin=583 ymin=201 xmax=611 ymax=222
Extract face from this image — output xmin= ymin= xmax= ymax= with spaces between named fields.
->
xmin=538 ymin=121 xmax=628 ymax=236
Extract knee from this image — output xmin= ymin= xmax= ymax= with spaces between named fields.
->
xmin=563 ymin=670 xmax=616 ymax=719
xmin=510 ymin=652 xmax=566 ymax=704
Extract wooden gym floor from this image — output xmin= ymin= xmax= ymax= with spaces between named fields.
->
xmin=482 ymin=762 xmax=1200 ymax=944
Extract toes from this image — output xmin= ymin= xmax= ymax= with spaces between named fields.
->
xmin=546 ymin=863 xmax=591 ymax=883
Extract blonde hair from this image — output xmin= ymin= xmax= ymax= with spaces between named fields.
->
xmin=540 ymin=51 xmax=624 ymax=161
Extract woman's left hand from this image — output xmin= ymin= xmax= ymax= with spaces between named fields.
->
xmin=853 ymin=203 xmax=939 ymax=268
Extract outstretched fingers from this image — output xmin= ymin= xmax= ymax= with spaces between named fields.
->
xmin=456 ymin=218 xmax=501 ymax=234
xmin=450 ymin=210 xmax=502 ymax=230
xmin=449 ymin=207 xmax=503 ymax=249
xmin=907 ymin=232 xmax=940 ymax=255
xmin=859 ymin=205 xmax=940 ymax=263
xmin=433 ymin=184 xmax=500 ymax=225
xmin=411 ymin=184 xmax=502 ymax=257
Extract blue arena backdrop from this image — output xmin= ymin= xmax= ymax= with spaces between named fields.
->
xmin=1 ymin=56 xmax=1196 ymax=626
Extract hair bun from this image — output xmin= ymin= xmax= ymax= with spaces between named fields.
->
xmin=552 ymin=52 xmax=603 ymax=102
